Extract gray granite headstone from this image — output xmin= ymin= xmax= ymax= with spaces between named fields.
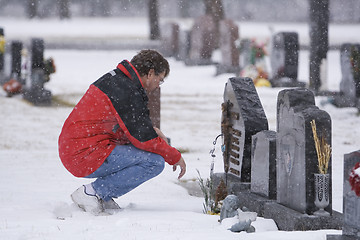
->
xmin=343 ymin=151 xmax=360 ymax=237
xmin=186 ymin=15 xmax=216 ymax=66
xmin=333 ymin=44 xmax=360 ymax=109
xmin=216 ymin=19 xmax=240 ymax=75
xmin=276 ymin=88 xmax=332 ymax=214
xmin=222 ymin=77 xmax=268 ymax=182
xmin=160 ymin=22 xmax=179 ymax=58
xmin=239 ymin=39 xmax=252 ymax=69
xmin=327 ymin=151 xmax=360 ymax=240
xmin=251 ymin=130 xmax=277 ymax=199
xmin=176 ymin=29 xmax=190 ymax=62
xmin=270 ymin=32 xmax=305 ymax=87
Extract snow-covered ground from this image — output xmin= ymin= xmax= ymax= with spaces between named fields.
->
xmin=1 ymin=17 xmax=360 ymax=239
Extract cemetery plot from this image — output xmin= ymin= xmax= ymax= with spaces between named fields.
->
xmin=214 ymin=82 xmax=342 ymax=231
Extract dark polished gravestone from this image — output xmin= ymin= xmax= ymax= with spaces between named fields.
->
xmin=251 ymin=130 xmax=277 ymax=200
xmin=185 ymin=15 xmax=217 ymax=66
xmin=270 ymin=32 xmax=305 ymax=88
xmin=10 ymin=41 xmax=23 ymax=83
xmin=221 ymin=77 xmax=268 ymax=183
xmin=23 ymin=38 xmax=52 ymax=105
xmin=215 ymin=19 xmax=240 ymax=76
xmin=333 ymin=44 xmax=360 ymax=110
xmin=327 ymin=151 xmax=360 ymax=240
xmin=276 ymin=88 xmax=332 ymax=215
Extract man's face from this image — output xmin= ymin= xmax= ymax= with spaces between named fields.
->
xmin=142 ymin=69 xmax=166 ymax=92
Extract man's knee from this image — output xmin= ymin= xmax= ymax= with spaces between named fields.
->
xmin=150 ymin=154 xmax=165 ymax=175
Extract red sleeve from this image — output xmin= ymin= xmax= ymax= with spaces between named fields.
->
xmin=98 ymin=88 xmax=181 ymax=165
xmin=117 ymin=112 xmax=182 ymax=165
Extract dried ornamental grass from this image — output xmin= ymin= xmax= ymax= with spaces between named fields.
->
xmin=310 ymin=119 xmax=331 ymax=174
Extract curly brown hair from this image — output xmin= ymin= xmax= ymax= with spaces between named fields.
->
xmin=130 ymin=49 xmax=170 ymax=77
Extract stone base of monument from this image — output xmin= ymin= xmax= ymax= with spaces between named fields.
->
xmin=332 ymin=94 xmax=358 ymax=108
xmin=263 ymin=201 xmax=342 ymax=231
xmin=212 ymin=173 xmax=343 ymax=231
xmin=327 ymin=235 xmax=360 ymax=240
xmin=211 ymin=173 xmax=250 ymax=196
xmin=235 ymin=190 xmax=274 ymax=217
xmin=318 ymin=90 xmax=360 ymax=111
xmin=270 ymin=77 xmax=306 ymax=88
xmin=215 ymin=64 xmax=240 ymax=76
xmin=234 ymin=190 xmax=342 ymax=231
xmin=23 ymin=88 xmax=52 ymax=106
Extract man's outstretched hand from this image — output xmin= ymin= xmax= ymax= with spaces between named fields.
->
xmin=173 ymin=157 xmax=186 ymax=179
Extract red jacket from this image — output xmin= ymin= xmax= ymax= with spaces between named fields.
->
xmin=58 ymin=60 xmax=181 ymax=177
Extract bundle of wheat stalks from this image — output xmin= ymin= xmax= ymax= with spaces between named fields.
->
xmin=310 ymin=119 xmax=332 ymax=174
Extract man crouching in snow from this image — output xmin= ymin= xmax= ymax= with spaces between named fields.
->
xmin=58 ymin=49 xmax=186 ymax=215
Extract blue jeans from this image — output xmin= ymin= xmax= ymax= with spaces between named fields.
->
xmin=85 ymin=144 xmax=165 ymax=201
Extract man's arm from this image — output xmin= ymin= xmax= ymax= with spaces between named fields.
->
xmin=153 ymin=127 xmax=169 ymax=144
xmin=154 ymin=127 xmax=186 ymax=179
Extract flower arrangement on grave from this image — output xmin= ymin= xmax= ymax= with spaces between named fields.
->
xmin=0 ymin=34 xmax=5 ymax=54
xmin=196 ymin=169 xmax=227 ymax=215
xmin=311 ymin=119 xmax=332 ymax=216
xmin=197 ymin=135 xmax=228 ymax=215
xmin=249 ymin=39 xmax=267 ymax=64
xmin=310 ymin=119 xmax=331 ymax=174
xmin=239 ymin=38 xmax=271 ymax=87
xmin=349 ymin=162 xmax=360 ymax=197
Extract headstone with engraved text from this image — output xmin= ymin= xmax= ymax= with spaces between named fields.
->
xmin=222 ymin=77 xmax=268 ymax=182
xmin=276 ymin=88 xmax=332 ymax=215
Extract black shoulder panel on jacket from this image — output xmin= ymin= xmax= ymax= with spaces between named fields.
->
xmin=93 ymin=70 xmax=157 ymax=142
